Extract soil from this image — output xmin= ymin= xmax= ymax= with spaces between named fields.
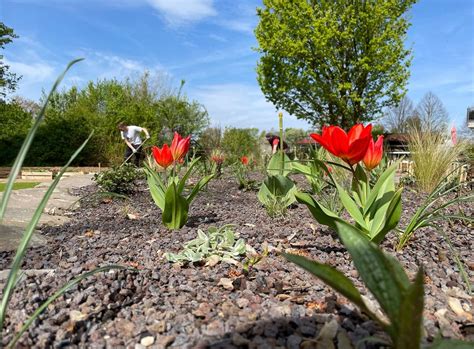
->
xmin=1 ymin=175 xmax=473 ymax=348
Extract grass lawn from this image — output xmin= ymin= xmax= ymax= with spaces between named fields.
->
xmin=0 ymin=182 xmax=40 ymax=192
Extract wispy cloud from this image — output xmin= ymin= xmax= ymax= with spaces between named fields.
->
xmin=190 ymin=83 xmax=311 ymax=130
xmin=146 ymin=0 xmax=217 ymax=25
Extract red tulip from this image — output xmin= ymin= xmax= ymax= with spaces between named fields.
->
xmin=310 ymin=124 xmax=373 ymax=166
xmin=152 ymin=144 xmax=173 ymax=169
xmin=241 ymin=156 xmax=249 ymax=165
xmin=363 ymin=135 xmax=384 ymax=171
xmin=170 ymin=132 xmax=191 ymax=161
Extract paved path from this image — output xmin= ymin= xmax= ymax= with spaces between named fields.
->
xmin=0 ymin=174 xmax=93 ymax=252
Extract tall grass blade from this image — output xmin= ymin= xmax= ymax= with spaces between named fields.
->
xmin=0 ymin=58 xmax=84 ymax=221
xmin=0 ymin=132 xmax=93 ymax=336
xmin=6 ymin=265 xmax=128 ymax=348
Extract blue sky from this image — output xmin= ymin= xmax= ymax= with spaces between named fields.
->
xmin=1 ymin=0 xmax=473 ymax=130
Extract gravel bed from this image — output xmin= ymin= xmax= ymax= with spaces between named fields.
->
xmin=1 ymin=176 xmax=473 ymax=348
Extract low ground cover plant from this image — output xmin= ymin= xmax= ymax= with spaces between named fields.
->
xmin=93 ymin=163 xmax=140 ymax=194
xmin=165 ymin=225 xmax=246 ymax=264
xmin=144 ymin=132 xmax=215 ymax=229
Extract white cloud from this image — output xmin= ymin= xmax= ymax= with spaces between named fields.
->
xmin=5 ymin=59 xmax=55 ymax=82
xmin=190 ymin=83 xmax=311 ymax=130
xmin=146 ymin=0 xmax=216 ymax=24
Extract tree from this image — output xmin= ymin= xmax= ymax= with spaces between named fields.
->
xmin=0 ymin=22 xmax=21 ymax=100
xmin=414 ymin=92 xmax=449 ymax=133
xmin=383 ymin=96 xmax=415 ymax=133
xmin=255 ymin=0 xmax=416 ymax=130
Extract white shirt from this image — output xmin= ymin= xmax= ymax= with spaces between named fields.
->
xmin=121 ymin=126 xmax=143 ymax=145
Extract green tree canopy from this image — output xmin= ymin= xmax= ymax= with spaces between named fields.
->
xmin=0 ymin=22 xmax=21 ymax=100
xmin=255 ymin=0 xmax=416 ymax=130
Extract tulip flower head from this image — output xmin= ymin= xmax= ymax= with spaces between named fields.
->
xmin=210 ymin=149 xmax=225 ymax=164
xmin=310 ymin=124 xmax=373 ymax=166
xmin=170 ymin=132 xmax=191 ymax=162
xmin=363 ymin=135 xmax=384 ymax=171
xmin=152 ymin=144 xmax=173 ymax=169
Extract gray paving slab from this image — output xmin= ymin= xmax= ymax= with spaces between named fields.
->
xmin=0 ymin=174 xmax=93 ymax=253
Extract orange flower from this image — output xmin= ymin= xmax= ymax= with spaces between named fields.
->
xmin=363 ymin=135 xmax=384 ymax=171
xmin=241 ymin=156 xmax=249 ymax=165
xmin=211 ymin=150 xmax=225 ymax=164
xmin=310 ymin=124 xmax=372 ymax=166
xmin=152 ymin=144 xmax=173 ymax=169
xmin=170 ymin=132 xmax=191 ymax=161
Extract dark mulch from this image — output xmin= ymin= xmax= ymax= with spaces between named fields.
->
xmin=1 ymin=176 xmax=473 ymax=348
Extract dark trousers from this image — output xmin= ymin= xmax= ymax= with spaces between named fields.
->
xmin=124 ymin=144 xmax=143 ymax=166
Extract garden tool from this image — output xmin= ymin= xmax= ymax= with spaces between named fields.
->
xmin=120 ymin=137 xmax=149 ymax=167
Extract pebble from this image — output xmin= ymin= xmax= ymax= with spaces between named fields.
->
xmin=140 ymin=336 xmax=155 ymax=347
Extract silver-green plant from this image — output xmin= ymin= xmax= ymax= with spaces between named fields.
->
xmin=0 ymin=59 xmax=126 ymax=347
xmin=165 ymin=225 xmax=246 ymax=264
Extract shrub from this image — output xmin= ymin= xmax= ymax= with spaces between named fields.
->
xmin=93 ymin=163 xmax=140 ymax=194
xmin=221 ymin=127 xmax=261 ymax=164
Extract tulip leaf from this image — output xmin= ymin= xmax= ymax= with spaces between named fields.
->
xmin=352 ymin=164 xmax=369 ymax=207
xmin=333 ymin=219 xmax=404 ymax=330
xmin=187 ymin=173 xmax=215 ymax=204
xmin=163 ymin=182 xmax=189 ymax=229
xmin=335 ymin=182 xmax=368 ymax=231
xmin=395 ymin=267 xmax=424 ymax=349
xmin=178 ymin=157 xmax=200 ymax=194
xmin=282 ymin=253 xmax=377 ymax=317
xmin=265 ymin=175 xmax=295 ymax=197
xmin=372 ymin=187 xmax=403 ymax=244
xmin=294 ymin=192 xmax=340 ymax=230
xmin=144 ymin=164 xmax=166 ymax=210
xmin=364 ymin=160 xmax=399 ymax=214
xmin=267 ymin=153 xmax=292 ymax=176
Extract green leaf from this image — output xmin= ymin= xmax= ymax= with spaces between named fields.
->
xmin=0 ymin=131 xmax=93 ymax=334
xmin=395 ymin=267 xmax=424 ymax=349
xmin=352 ymin=164 xmax=369 ymax=207
xmin=186 ymin=173 xmax=215 ymax=204
xmin=0 ymin=58 xmax=84 ymax=222
xmin=265 ymin=175 xmax=295 ymax=197
xmin=364 ymin=160 xmax=399 ymax=214
xmin=294 ymin=192 xmax=340 ymax=230
xmin=178 ymin=157 xmax=200 ymax=194
xmin=334 ymin=219 xmax=404 ymax=333
xmin=162 ymin=183 xmax=189 ymax=229
xmin=335 ymin=182 xmax=368 ymax=231
xmin=267 ymin=153 xmax=292 ymax=176
xmin=282 ymin=253 xmax=379 ymax=322
xmin=371 ymin=187 xmax=402 ymax=244
xmin=144 ymin=164 xmax=166 ymax=210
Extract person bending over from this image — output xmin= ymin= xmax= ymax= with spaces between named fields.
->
xmin=265 ymin=133 xmax=289 ymax=154
xmin=117 ymin=122 xmax=150 ymax=166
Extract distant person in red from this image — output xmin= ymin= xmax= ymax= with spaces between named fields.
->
xmin=265 ymin=133 xmax=289 ymax=154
